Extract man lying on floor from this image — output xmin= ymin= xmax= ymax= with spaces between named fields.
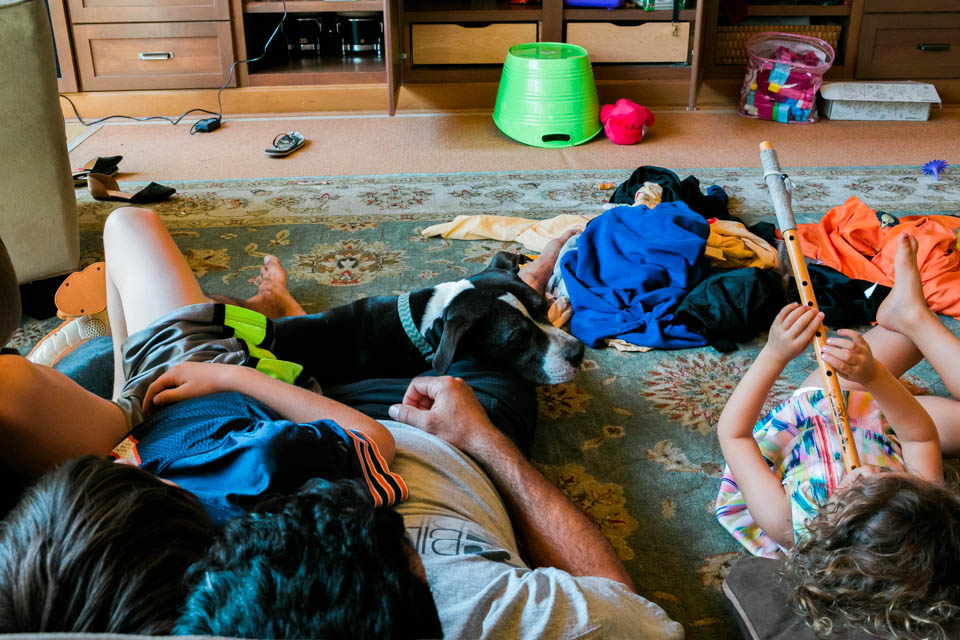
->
xmin=0 ymin=209 xmax=682 ymax=639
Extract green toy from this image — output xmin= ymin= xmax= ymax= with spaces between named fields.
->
xmin=493 ymin=43 xmax=602 ymax=148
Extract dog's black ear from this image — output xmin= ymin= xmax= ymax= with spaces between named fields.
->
xmin=433 ymin=314 xmax=472 ymax=374
xmin=487 ymin=251 xmax=527 ymax=273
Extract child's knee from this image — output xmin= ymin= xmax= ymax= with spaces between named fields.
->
xmin=103 ymin=207 xmax=159 ymax=244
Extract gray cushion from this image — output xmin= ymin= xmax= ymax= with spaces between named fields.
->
xmin=723 ymin=556 xmax=960 ymax=640
xmin=0 ymin=0 xmax=78 ymax=283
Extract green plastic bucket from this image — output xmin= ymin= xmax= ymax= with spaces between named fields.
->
xmin=493 ymin=42 xmax=601 ymax=148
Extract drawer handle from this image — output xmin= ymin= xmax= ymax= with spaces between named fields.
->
xmin=916 ymin=43 xmax=949 ymax=52
xmin=138 ymin=51 xmax=174 ymax=61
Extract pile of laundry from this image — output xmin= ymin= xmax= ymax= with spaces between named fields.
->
xmin=422 ymin=166 xmax=960 ymax=353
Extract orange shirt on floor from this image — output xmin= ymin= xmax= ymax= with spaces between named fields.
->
xmin=796 ymin=196 xmax=960 ymax=318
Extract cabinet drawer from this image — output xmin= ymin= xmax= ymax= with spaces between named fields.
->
xmin=74 ymin=22 xmax=236 ymax=91
xmin=566 ymin=21 xmax=690 ymax=63
xmin=411 ymin=23 xmax=538 ymax=65
xmin=67 ymin=0 xmax=228 ymax=24
xmin=865 ymin=0 xmax=960 ymax=12
xmin=857 ymin=13 xmax=960 ymax=79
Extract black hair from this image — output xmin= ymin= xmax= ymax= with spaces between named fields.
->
xmin=0 ymin=455 xmax=215 ymax=633
xmin=176 ymin=478 xmax=442 ymax=639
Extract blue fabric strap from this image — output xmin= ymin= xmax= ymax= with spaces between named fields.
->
xmin=398 ymin=292 xmax=435 ymax=363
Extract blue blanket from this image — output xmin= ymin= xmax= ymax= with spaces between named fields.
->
xmin=560 ymin=202 xmax=710 ymax=349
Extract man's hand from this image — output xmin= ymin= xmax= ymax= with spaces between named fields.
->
xmin=820 ymin=329 xmax=879 ymax=386
xmin=388 ymin=376 xmax=496 ymax=452
xmin=762 ymin=303 xmax=824 ymax=366
xmin=143 ymin=361 xmax=239 ymax=414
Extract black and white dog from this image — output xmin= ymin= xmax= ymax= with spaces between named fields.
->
xmin=273 ymin=252 xmax=584 ymax=387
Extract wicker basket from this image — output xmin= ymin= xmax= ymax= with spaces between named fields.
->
xmin=716 ymin=24 xmax=841 ymax=65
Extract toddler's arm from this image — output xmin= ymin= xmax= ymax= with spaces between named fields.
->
xmin=718 ymin=303 xmax=823 ymax=548
xmin=821 ymin=330 xmax=942 ymax=484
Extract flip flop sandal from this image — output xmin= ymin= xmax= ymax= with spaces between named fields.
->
xmin=73 ymin=155 xmax=122 ymax=187
xmin=265 ymin=131 xmax=305 ymax=158
xmin=88 ymin=173 xmax=176 ymax=203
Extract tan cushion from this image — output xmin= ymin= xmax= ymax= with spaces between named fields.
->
xmin=0 ymin=0 xmax=78 ymax=283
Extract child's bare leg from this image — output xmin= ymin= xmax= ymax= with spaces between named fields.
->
xmin=103 ymin=207 xmax=209 ymax=397
xmin=876 ymin=234 xmax=960 ymax=397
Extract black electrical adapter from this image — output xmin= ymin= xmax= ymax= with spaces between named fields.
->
xmin=194 ymin=117 xmax=222 ymax=133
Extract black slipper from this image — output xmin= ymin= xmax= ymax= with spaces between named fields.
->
xmin=73 ymin=156 xmax=123 ymax=187
xmin=87 ymin=173 xmax=175 ymax=204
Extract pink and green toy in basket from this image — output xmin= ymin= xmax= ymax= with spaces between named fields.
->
xmin=739 ymin=32 xmax=835 ymax=124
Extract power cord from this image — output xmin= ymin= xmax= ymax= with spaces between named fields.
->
xmin=59 ymin=0 xmax=288 ymax=134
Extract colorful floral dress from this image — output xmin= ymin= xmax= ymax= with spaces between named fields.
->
xmin=715 ymin=388 xmax=906 ymax=557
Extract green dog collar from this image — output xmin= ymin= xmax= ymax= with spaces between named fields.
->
xmin=398 ymin=292 xmax=435 ymax=363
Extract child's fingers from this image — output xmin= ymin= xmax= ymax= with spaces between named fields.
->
xmin=822 ymin=343 xmax=854 ymax=365
xmin=824 ymin=337 xmax=854 ymax=352
xmin=789 ymin=308 xmax=824 ymax=339
xmin=836 ymin=329 xmax=870 ymax=353
xmin=775 ymin=302 xmax=801 ymax=320
xmin=822 ymin=351 xmax=854 ymax=376
xmin=781 ymin=304 xmax=813 ymax=332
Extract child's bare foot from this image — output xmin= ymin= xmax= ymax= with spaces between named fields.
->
xmin=876 ymin=234 xmax=934 ymax=335
xmin=242 ymin=255 xmax=306 ymax=318
xmin=519 ymin=229 xmax=580 ymax=294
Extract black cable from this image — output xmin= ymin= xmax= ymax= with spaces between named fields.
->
xmin=60 ymin=0 xmax=288 ymax=132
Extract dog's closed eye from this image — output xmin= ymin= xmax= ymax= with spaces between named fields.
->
xmin=506 ymin=325 xmax=531 ymax=342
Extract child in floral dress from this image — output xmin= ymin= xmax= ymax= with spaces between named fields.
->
xmin=716 ymin=234 xmax=960 ymax=639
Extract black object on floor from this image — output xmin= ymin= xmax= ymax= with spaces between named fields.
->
xmin=18 ymin=274 xmax=66 ymax=319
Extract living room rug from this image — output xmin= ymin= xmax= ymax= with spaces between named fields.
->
xmin=12 ymin=166 xmax=960 ymax=639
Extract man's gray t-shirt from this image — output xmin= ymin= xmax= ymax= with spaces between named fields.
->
xmin=382 ymin=421 xmax=684 ymax=640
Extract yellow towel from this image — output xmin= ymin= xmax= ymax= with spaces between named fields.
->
xmin=421 ymin=214 xmax=596 ymax=253
xmin=705 ymin=220 xmax=778 ymax=269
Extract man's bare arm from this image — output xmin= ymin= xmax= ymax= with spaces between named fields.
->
xmin=389 ymin=376 xmax=635 ymax=590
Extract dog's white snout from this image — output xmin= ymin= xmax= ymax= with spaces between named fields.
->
xmin=541 ymin=327 xmax=584 ymax=384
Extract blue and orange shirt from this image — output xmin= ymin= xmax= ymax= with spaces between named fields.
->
xmin=112 ymin=391 xmax=407 ymax=526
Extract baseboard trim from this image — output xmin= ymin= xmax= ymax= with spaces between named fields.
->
xmin=61 ymin=78 xmax=960 ymax=120
xmin=59 ymin=85 xmax=390 ymax=120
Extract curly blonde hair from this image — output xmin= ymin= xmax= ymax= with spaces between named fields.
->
xmin=782 ymin=473 xmax=960 ymax=639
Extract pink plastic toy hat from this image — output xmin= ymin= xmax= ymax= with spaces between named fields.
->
xmin=600 ymin=99 xmax=655 ymax=145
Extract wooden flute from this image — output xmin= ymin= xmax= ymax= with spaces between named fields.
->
xmin=759 ymin=140 xmax=861 ymax=472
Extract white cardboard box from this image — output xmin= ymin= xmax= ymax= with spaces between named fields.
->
xmin=820 ymin=82 xmax=942 ymax=121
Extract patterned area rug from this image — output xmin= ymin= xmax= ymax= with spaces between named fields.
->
xmin=11 ymin=167 xmax=960 ymax=639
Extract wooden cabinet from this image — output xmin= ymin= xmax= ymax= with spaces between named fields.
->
xmin=69 ymin=0 xmax=234 ymax=91
xmin=411 ymin=22 xmax=537 ymax=64
xmin=66 ymin=0 xmax=229 ymax=24
xmin=399 ymin=0 xmax=706 ymax=109
xmin=699 ymin=1 xmax=856 ymax=80
xmin=236 ymin=1 xmax=397 ymax=108
xmin=45 ymin=0 xmax=79 ymax=92
xmin=566 ymin=21 xmax=690 ymax=63
xmin=73 ymin=22 xmax=236 ymax=90
xmin=856 ymin=2 xmax=960 ymax=79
